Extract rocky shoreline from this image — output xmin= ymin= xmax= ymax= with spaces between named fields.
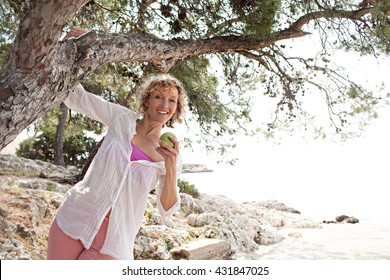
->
xmin=0 ymin=154 xmax=322 ymax=260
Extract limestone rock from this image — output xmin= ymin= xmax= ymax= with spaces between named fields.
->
xmin=323 ymin=215 xmax=360 ymax=224
xmin=187 ymin=212 xmax=222 ymax=227
xmin=0 ymin=155 xmax=322 ymax=260
xmin=288 ymin=232 xmax=303 ymax=238
xmin=182 ymin=164 xmax=213 ymax=173
xmin=171 ymin=238 xmax=231 ymax=260
xmin=335 ymin=215 xmax=359 ymax=224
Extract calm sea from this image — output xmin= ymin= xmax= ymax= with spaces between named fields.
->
xmin=181 ymin=166 xmax=390 ymax=227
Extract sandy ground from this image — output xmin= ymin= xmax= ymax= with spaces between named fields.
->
xmin=252 ymin=223 xmax=390 ymax=260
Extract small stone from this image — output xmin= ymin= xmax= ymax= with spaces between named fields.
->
xmin=288 ymin=232 xmax=302 ymax=238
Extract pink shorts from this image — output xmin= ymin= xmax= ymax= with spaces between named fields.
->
xmin=47 ymin=217 xmax=116 ymax=260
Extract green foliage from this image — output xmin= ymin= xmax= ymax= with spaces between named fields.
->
xmin=177 ymin=178 xmax=200 ymax=198
xmin=370 ymin=2 xmax=390 ymax=55
xmin=0 ymin=1 xmax=19 ymax=67
xmin=84 ymin=62 xmax=148 ymax=109
xmin=230 ymin=0 xmax=281 ymax=38
xmin=172 ymin=57 xmax=221 ymax=129
xmin=16 ymin=131 xmax=98 ymax=168
xmin=0 ymin=42 xmax=11 ymax=68
xmin=17 ymin=134 xmax=53 ymax=163
xmin=46 ymin=182 xmax=56 ymax=192
xmin=31 ymin=101 xmax=103 ymax=151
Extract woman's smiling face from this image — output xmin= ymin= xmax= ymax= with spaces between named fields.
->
xmin=146 ymin=86 xmax=178 ymax=124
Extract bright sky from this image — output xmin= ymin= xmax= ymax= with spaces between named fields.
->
xmin=181 ymin=102 xmax=390 ymax=225
xmin=180 ymin=38 xmax=390 ymax=225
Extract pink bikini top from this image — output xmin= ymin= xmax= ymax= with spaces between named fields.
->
xmin=130 ymin=142 xmax=154 ymax=162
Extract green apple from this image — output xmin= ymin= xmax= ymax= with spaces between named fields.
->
xmin=159 ymin=132 xmax=177 ymax=149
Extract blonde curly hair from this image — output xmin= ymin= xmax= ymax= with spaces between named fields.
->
xmin=137 ymin=74 xmax=187 ymax=128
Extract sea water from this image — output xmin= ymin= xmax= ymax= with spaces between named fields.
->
xmin=181 ymin=165 xmax=390 ymax=227
xmin=182 ymin=167 xmax=390 ymax=260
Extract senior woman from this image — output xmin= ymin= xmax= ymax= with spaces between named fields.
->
xmin=47 ymin=74 xmax=187 ymax=260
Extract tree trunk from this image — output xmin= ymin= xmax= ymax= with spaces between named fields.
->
xmin=53 ymin=103 xmax=68 ymax=166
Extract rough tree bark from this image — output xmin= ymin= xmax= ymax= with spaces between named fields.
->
xmin=53 ymin=103 xmax=68 ymax=166
xmin=0 ymin=0 xmax=377 ymax=150
xmin=1 ymin=0 xmax=91 ymax=150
